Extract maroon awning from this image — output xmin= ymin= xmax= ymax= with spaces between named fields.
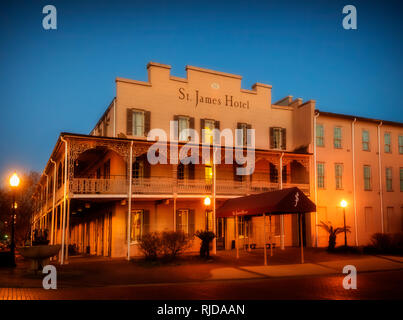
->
xmin=216 ymin=187 xmax=316 ymax=217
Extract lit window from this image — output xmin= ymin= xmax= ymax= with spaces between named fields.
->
xmin=385 ymin=167 xmax=393 ymax=192
xmin=364 ymin=165 xmax=371 ymax=190
xmin=176 ymin=209 xmax=188 ymax=233
xmin=132 ymin=111 xmax=145 ymax=137
xmin=178 ymin=116 xmax=190 ymax=141
xmin=335 ymin=163 xmax=343 ymax=189
xmin=334 ymin=127 xmax=342 ymax=149
xmin=317 ymin=163 xmax=325 ymax=189
xmin=203 ymin=119 xmax=215 ymax=144
xmin=316 ymin=124 xmax=324 ymax=147
xmin=130 ymin=210 xmax=144 ymax=242
xmin=362 ymin=130 xmax=370 ymax=151
xmin=205 ymin=165 xmax=213 ymax=184
xmin=205 ymin=210 xmax=213 ymax=232
xmin=384 ymin=133 xmax=391 ymax=153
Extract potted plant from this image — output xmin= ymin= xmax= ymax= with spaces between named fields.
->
xmin=317 ymin=221 xmax=351 ymax=251
xmin=195 ymin=230 xmax=215 ymax=258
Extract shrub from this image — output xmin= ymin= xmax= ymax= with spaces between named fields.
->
xmin=195 ymin=230 xmax=215 ymax=258
xmin=317 ymin=221 xmax=351 ymax=251
xmin=370 ymin=233 xmax=392 ymax=252
xmin=138 ymin=232 xmax=161 ymax=260
xmin=160 ymin=231 xmax=192 ymax=260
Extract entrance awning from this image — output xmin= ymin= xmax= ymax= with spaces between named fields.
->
xmin=217 ymin=187 xmax=316 ymax=217
xmin=216 ymin=187 xmax=316 ymax=266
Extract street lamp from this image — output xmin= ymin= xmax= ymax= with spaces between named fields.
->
xmin=9 ymin=172 xmax=20 ymax=267
xmin=340 ymin=199 xmax=348 ymax=247
xmin=204 ymin=196 xmax=211 ymax=206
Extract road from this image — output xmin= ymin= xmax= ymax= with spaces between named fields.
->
xmin=1 ymin=269 xmax=402 ymax=300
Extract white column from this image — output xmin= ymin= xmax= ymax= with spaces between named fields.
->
xmin=279 ymin=153 xmax=285 ymax=250
xmin=127 ymin=141 xmax=133 ymax=260
xmin=352 ymin=118 xmax=358 ymax=246
xmin=60 ymin=137 xmax=68 ymax=265
xmin=299 ymin=213 xmax=304 ymax=264
xmin=377 ymin=122 xmax=384 ymax=233
xmin=263 ymin=213 xmax=267 ymax=266
xmin=235 ymin=215 xmax=239 ymax=259
xmin=212 ymin=155 xmax=217 ymax=255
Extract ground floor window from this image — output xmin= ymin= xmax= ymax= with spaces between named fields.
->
xmin=176 ymin=209 xmax=189 ymax=233
xmin=205 ymin=210 xmax=213 ymax=232
xmin=130 ymin=210 xmax=144 ymax=242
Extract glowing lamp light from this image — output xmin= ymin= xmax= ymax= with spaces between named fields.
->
xmin=9 ymin=173 xmax=20 ymax=188
xmin=340 ymin=200 xmax=348 ymax=208
xmin=204 ymin=196 xmax=211 ymax=206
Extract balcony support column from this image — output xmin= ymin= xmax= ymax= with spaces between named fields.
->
xmin=279 ymin=153 xmax=285 ymax=250
xmin=127 ymin=141 xmax=133 ymax=261
xmin=60 ymin=137 xmax=68 ymax=265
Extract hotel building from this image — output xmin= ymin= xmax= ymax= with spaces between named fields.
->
xmin=31 ymin=62 xmax=403 ymax=260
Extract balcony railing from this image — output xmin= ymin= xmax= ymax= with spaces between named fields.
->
xmin=70 ymin=177 xmax=309 ymax=196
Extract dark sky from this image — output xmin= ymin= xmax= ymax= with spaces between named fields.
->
xmin=0 ymin=0 xmax=402 ymax=181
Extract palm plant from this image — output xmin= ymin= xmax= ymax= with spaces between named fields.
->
xmin=317 ymin=221 xmax=351 ymax=251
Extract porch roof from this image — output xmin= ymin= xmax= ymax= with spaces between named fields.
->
xmin=216 ymin=187 xmax=316 ymax=218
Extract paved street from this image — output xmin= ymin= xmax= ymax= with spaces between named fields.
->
xmin=1 ymin=249 xmax=402 ymax=300
xmin=1 ymin=270 xmax=402 ymax=300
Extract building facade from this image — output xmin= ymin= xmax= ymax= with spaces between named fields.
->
xmin=31 ymin=62 xmax=403 ymax=260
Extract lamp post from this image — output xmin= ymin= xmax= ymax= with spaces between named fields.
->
xmin=9 ymin=172 xmax=20 ymax=267
xmin=340 ymin=200 xmax=348 ymax=247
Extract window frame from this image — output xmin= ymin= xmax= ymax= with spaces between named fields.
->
xmin=316 ymin=124 xmax=324 ymax=147
xmin=130 ymin=209 xmax=144 ymax=243
xmin=384 ymin=132 xmax=392 ymax=153
xmin=399 ymin=135 xmax=403 ymax=154
xmin=317 ymin=162 xmax=325 ymax=189
xmin=335 ymin=163 xmax=343 ymax=190
xmin=362 ymin=129 xmax=370 ymax=151
xmin=333 ymin=126 xmax=342 ymax=149
xmin=132 ymin=110 xmax=145 ymax=137
xmin=385 ymin=167 xmax=393 ymax=192
xmin=363 ymin=165 xmax=372 ymax=191
xmin=176 ymin=209 xmax=189 ymax=234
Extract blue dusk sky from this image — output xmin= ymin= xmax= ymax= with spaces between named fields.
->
xmin=0 ymin=0 xmax=402 ymax=180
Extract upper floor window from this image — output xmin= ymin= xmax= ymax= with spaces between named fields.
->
xmin=385 ymin=167 xmax=393 ymax=192
xmin=177 ymin=163 xmax=195 ymax=180
xmin=130 ymin=209 xmax=149 ymax=242
xmin=57 ymin=163 xmax=63 ymax=189
xmin=201 ymin=119 xmax=219 ymax=144
xmin=126 ymin=108 xmax=150 ymax=137
xmin=362 ymin=130 xmax=370 ymax=151
xmin=205 ymin=165 xmax=213 ymax=184
xmin=317 ymin=163 xmax=325 ymax=189
xmin=384 ymin=132 xmax=392 ymax=153
xmin=399 ymin=135 xmax=403 ymax=154
xmin=316 ymin=124 xmax=324 ymax=147
xmin=237 ymin=123 xmax=251 ymax=146
xmin=334 ymin=127 xmax=342 ymax=149
xmin=335 ymin=163 xmax=343 ymax=189
xmin=174 ymin=115 xmax=194 ymax=142
xmin=364 ymin=165 xmax=372 ymax=190
xmin=270 ymin=127 xmax=286 ymax=150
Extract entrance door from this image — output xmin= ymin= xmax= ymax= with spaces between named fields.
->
xmin=216 ymin=217 xmax=226 ymax=250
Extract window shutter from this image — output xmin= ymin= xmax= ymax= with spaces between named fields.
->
xmin=269 ymin=127 xmax=274 ymax=149
xmin=214 ymin=120 xmax=220 ymax=144
xmin=188 ymin=163 xmax=195 ymax=180
xmin=127 ymin=109 xmax=133 ymax=136
xmin=173 ymin=115 xmax=179 ymax=138
xmin=143 ymin=158 xmax=151 ymax=178
xmin=189 ymin=117 xmax=195 ymax=140
xmin=215 ymin=120 xmax=220 ymax=130
xmin=188 ymin=209 xmax=195 ymax=236
xmin=281 ymin=128 xmax=287 ymax=150
xmin=200 ymin=119 xmax=205 ymax=140
xmin=236 ymin=123 xmax=242 ymax=146
xmin=144 ymin=111 xmax=151 ymax=136
xmin=143 ymin=210 xmax=150 ymax=234
xmin=246 ymin=124 xmax=252 ymax=145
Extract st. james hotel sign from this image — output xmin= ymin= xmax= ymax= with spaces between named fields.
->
xmin=178 ymin=87 xmax=250 ymax=109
